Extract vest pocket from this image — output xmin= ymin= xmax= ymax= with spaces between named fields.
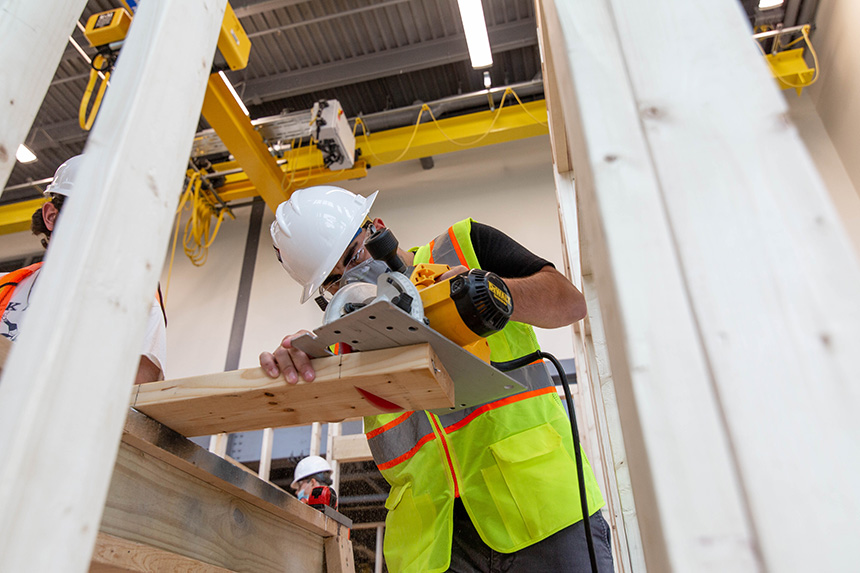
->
xmin=383 ymin=484 xmax=441 ymax=572
xmin=484 ymin=423 xmax=579 ymax=543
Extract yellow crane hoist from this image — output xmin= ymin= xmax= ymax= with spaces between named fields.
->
xmin=78 ymin=2 xmax=250 ymax=130
xmin=754 ymin=24 xmax=819 ymax=96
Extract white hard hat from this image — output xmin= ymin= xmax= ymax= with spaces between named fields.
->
xmin=291 ymin=455 xmax=332 ymax=489
xmin=271 ymin=185 xmax=378 ymax=303
xmin=44 ymin=155 xmax=84 ymax=197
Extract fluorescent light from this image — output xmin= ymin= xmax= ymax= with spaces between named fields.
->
xmin=457 ymin=0 xmax=492 ymax=69
xmin=759 ymin=0 xmax=784 ymax=9
xmin=16 ymin=144 xmax=37 ymax=163
xmin=219 ymin=71 xmax=249 ymax=116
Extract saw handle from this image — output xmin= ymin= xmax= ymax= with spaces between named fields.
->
xmin=365 ymin=227 xmax=407 ymax=273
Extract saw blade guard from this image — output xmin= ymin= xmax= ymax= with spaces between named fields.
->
xmin=324 ymin=272 xmax=425 ymax=325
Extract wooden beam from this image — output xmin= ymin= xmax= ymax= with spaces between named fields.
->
xmin=324 ymin=532 xmax=356 ymax=573
xmin=536 ymin=0 xmax=572 ymax=174
xmin=0 ymin=2 xmax=228 ymax=570
xmin=331 ymin=433 xmax=373 ymax=463
xmin=0 ymin=0 xmax=88 ymax=188
xmin=542 ymin=0 xmax=860 ymax=570
xmin=132 ymin=343 xmax=454 ymax=436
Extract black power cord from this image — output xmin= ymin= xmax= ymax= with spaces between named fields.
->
xmin=493 ymin=351 xmax=599 ymax=573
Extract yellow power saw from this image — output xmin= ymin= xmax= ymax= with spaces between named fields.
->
xmin=291 ymin=227 xmax=526 ymax=413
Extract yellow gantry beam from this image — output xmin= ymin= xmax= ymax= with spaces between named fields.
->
xmin=200 ymin=72 xmax=289 ymax=212
xmin=214 ymin=160 xmax=370 ymax=203
xmin=0 ymin=198 xmax=46 ymax=235
xmin=356 ymin=99 xmax=548 ymax=166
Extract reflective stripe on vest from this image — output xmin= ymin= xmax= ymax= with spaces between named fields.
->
xmin=367 ymin=221 xmax=555 ymax=467
xmin=366 ymin=412 xmax=436 ymax=470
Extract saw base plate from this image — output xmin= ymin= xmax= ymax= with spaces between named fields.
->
xmin=292 ymin=301 xmax=525 ymax=414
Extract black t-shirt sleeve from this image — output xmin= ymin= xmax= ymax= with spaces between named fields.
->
xmin=469 ymin=221 xmax=554 ymax=278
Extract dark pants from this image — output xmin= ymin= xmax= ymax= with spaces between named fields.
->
xmin=445 ymin=499 xmax=615 ymax=573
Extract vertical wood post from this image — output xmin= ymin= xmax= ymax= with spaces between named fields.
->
xmin=0 ymin=0 xmax=88 ymax=188
xmin=540 ymin=0 xmax=860 ymax=570
xmin=259 ymin=427 xmax=275 ymax=481
xmin=0 ymin=1 xmax=227 ymax=570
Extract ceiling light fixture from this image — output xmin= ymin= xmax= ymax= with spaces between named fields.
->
xmin=457 ymin=0 xmax=493 ymax=69
xmin=16 ymin=144 xmax=37 ymax=164
xmin=219 ymin=71 xmax=249 ymax=116
xmin=758 ymin=0 xmax=784 ymax=9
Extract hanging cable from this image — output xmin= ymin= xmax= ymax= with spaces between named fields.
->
xmin=164 ymin=168 xmax=235 ymax=300
xmin=79 ymin=54 xmax=113 ymax=130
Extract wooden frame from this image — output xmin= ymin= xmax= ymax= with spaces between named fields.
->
xmin=96 ymin=409 xmax=354 ymax=573
xmin=539 ymin=0 xmax=860 ymax=570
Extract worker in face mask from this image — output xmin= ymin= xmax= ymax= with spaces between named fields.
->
xmin=291 ymin=455 xmax=336 ymax=508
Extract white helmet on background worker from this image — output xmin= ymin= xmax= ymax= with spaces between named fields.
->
xmin=44 ymin=154 xmax=84 ymax=197
xmin=291 ymin=455 xmax=333 ymax=490
xmin=271 ymin=185 xmax=378 ymax=303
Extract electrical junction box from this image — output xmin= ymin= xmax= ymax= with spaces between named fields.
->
xmin=311 ymin=100 xmax=356 ymax=170
xmin=84 ymin=8 xmax=132 ymax=48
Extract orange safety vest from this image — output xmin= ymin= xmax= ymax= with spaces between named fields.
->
xmin=0 ymin=262 xmax=167 ymax=326
xmin=0 ymin=262 xmax=43 ymax=315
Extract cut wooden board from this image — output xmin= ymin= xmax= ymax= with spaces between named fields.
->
xmin=131 ymin=343 xmax=454 ymax=437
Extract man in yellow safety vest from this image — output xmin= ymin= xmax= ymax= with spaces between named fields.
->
xmin=260 ymin=185 xmax=614 ymax=573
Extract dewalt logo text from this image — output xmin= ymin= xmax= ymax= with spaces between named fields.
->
xmin=488 ymin=282 xmax=510 ymax=307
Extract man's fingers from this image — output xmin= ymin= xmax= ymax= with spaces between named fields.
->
xmin=279 ymin=330 xmax=316 ymax=383
xmin=288 ymin=347 xmax=315 ymax=383
xmin=438 ymin=265 xmax=468 ymax=282
xmin=259 ymin=351 xmax=280 ymax=378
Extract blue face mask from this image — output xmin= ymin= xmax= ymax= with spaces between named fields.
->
xmin=297 ymin=489 xmax=309 ymax=501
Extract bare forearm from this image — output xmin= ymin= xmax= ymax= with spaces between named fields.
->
xmin=506 ymin=267 xmax=586 ymax=328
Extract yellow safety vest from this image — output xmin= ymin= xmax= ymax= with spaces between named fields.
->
xmin=365 ymin=219 xmax=604 ymax=573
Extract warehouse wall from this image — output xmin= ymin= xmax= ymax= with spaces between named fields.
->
xmin=792 ymin=0 xmax=860 ymax=256
xmin=807 ymin=0 xmax=860 ymax=204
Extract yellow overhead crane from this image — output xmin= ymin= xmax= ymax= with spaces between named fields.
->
xmin=0 ymin=4 xmax=550 ymax=237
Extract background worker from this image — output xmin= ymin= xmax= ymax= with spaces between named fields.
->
xmin=0 ymin=155 xmax=167 ymax=384
xmin=291 ymin=455 xmax=335 ymax=505
xmin=261 ymin=185 xmax=614 ymax=573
